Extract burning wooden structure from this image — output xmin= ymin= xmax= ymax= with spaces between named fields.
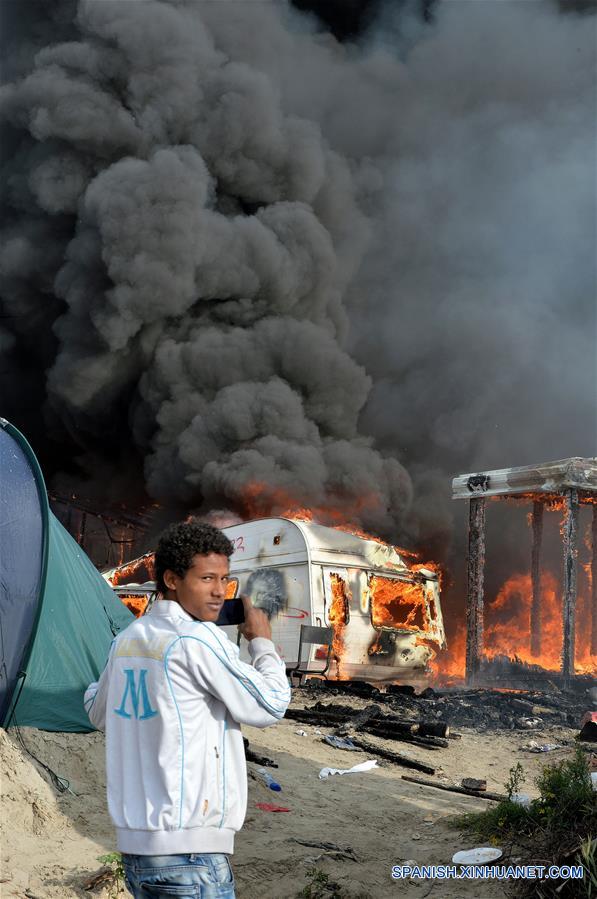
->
xmin=50 ymin=493 xmax=154 ymax=568
xmin=453 ymin=458 xmax=597 ymax=685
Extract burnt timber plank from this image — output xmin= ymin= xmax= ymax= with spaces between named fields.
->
xmin=562 ymin=488 xmax=579 ymax=683
xmin=466 ymin=497 xmax=485 ymax=685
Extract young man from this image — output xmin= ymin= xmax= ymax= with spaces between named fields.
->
xmin=85 ymin=519 xmax=291 ymax=898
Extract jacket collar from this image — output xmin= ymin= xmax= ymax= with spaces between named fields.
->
xmin=148 ymin=599 xmax=197 ymax=622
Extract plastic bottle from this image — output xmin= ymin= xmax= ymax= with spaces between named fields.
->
xmin=256 ymin=767 xmax=282 ymax=791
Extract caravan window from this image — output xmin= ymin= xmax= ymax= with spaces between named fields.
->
xmin=369 ymin=575 xmax=430 ymax=632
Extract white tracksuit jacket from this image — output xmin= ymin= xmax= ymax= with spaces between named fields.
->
xmin=84 ymin=600 xmax=291 ymax=855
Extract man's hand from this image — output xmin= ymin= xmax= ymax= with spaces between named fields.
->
xmin=239 ymin=594 xmax=272 ymax=641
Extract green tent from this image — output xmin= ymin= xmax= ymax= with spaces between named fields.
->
xmin=0 ymin=420 xmax=133 ymax=732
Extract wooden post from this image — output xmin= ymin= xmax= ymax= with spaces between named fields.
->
xmin=530 ymin=501 xmax=544 ymax=658
xmin=591 ymin=503 xmax=597 ymax=656
xmin=466 ymin=498 xmax=486 ymax=685
xmin=562 ymin=489 xmax=579 ymax=683
xmin=77 ymin=511 xmax=87 ymax=550
xmin=65 ymin=504 xmax=73 ymax=535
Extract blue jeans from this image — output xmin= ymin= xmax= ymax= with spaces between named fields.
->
xmin=122 ymin=853 xmax=235 ymax=898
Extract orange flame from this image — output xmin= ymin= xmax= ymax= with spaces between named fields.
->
xmin=238 ymin=481 xmax=383 ymax=526
xmin=484 ymin=570 xmax=595 ymax=674
xmin=432 ymin=566 xmax=596 ymax=681
xmin=484 ymin=571 xmax=562 ymax=670
xmin=118 ymin=594 xmax=150 ymax=618
xmin=430 ymin=623 xmax=466 ymax=679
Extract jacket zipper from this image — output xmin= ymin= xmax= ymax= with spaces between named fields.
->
xmin=216 ymin=724 xmax=227 ymax=828
xmin=214 ymin=745 xmax=222 ymax=823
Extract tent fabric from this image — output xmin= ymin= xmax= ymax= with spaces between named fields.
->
xmin=11 ymin=514 xmax=134 ymax=731
xmin=0 ymin=421 xmax=133 ymax=732
xmin=0 ymin=423 xmax=46 ymax=725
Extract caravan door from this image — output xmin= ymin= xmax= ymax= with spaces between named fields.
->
xmin=320 ymin=567 xmax=352 ymax=677
xmin=321 ymin=567 xmax=351 ymax=630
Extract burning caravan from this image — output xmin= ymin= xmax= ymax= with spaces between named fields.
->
xmin=107 ymin=517 xmax=446 ymax=682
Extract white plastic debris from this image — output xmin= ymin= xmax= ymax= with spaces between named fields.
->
xmin=522 ymin=741 xmax=560 ymax=753
xmin=319 ymin=759 xmax=378 ymax=779
xmin=510 ymin=793 xmax=531 ymax=808
xmin=452 ymin=847 xmax=503 ymax=865
xmin=295 ymin=729 xmax=307 ymax=737
xmin=518 ymin=717 xmax=543 ymax=729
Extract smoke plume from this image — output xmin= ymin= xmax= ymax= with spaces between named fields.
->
xmin=1 ymin=0 xmax=594 ymax=551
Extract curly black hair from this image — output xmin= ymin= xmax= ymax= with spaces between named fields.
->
xmin=154 ymin=519 xmax=234 ymax=595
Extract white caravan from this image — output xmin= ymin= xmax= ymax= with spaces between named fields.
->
xmin=106 ymin=517 xmax=446 ymax=683
xmin=222 ymin=518 xmax=445 ymax=682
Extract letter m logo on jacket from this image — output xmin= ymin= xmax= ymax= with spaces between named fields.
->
xmin=114 ymin=668 xmax=158 ymax=720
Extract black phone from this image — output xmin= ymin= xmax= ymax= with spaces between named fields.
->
xmin=215 ymin=597 xmax=245 ymax=627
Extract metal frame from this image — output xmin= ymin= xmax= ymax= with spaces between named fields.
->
xmin=287 ymin=624 xmax=334 ymax=685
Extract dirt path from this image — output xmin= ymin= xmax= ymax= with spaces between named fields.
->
xmin=0 ymin=719 xmax=578 ymax=898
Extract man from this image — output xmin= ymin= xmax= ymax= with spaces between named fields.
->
xmin=85 ymin=519 xmax=291 ymax=898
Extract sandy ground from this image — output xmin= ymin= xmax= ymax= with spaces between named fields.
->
xmin=0 ymin=714 xmax=581 ymax=899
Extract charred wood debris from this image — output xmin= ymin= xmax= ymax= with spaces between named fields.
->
xmin=289 ymin=678 xmax=589 ymax=732
xmin=242 ymin=679 xmax=594 ymax=800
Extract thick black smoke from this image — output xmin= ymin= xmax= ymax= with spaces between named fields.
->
xmin=1 ymin=0 xmax=595 ymax=553
xmin=0 ymin=0 xmax=412 ymax=536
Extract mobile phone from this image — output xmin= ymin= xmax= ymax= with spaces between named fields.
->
xmin=216 ymin=597 xmax=245 ymax=627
